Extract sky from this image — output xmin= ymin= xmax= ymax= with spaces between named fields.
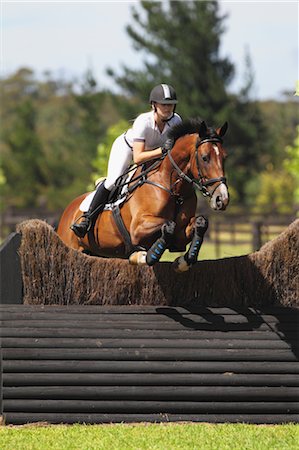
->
xmin=1 ymin=0 xmax=298 ymax=101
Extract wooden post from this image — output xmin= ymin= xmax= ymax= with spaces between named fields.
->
xmin=0 ymin=233 xmax=23 ymax=304
xmin=252 ymin=221 xmax=262 ymax=251
xmin=214 ymin=221 xmax=221 ymax=259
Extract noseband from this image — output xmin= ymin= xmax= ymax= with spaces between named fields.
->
xmin=167 ymin=136 xmax=227 ymax=198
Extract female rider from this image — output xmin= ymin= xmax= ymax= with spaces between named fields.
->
xmin=71 ymin=83 xmax=182 ymax=238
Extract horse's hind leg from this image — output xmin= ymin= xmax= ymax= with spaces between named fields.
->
xmin=129 ymin=220 xmax=176 ymax=266
xmin=173 ymin=216 xmax=208 ymax=272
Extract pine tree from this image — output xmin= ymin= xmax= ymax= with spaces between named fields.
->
xmin=108 ymin=0 xmax=234 ymax=121
xmin=108 ymin=0 xmax=274 ymax=204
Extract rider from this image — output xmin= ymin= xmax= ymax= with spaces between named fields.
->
xmin=71 ymin=83 xmax=182 ymax=238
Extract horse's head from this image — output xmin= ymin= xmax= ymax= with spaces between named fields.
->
xmin=167 ymin=118 xmax=229 ymax=211
xmin=189 ymin=120 xmax=229 ymax=211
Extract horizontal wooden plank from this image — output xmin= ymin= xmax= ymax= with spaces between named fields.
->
xmin=4 ymin=360 xmax=299 ymax=374
xmin=1 ymin=312 xmax=297 ymax=323
xmin=2 ymin=320 xmax=297 ymax=333
xmin=4 ymin=386 xmax=299 ymax=401
xmin=4 ymin=400 xmax=299 ymax=414
xmin=3 ymin=347 xmax=298 ymax=362
xmin=1 ymin=305 xmax=297 ymax=315
xmin=3 ymin=373 xmax=299 ymax=387
xmin=1 ymin=337 xmax=296 ymax=350
xmin=2 ymin=327 xmax=297 ymax=341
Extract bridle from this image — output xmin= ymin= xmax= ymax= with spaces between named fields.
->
xmin=167 ymin=136 xmax=227 ymax=198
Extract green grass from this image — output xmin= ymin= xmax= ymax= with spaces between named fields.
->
xmin=1 ymin=423 xmax=298 ymax=450
xmin=161 ymin=241 xmax=251 ymax=262
xmin=160 ymin=223 xmax=287 ymax=263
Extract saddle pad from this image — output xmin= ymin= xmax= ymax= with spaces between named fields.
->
xmin=79 ymin=167 xmax=137 ymax=212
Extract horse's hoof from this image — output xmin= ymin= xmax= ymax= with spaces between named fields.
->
xmin=129 ymin=251 xmax=147 ymax=265
xmin=173 ymin=256 xmax=190 ymax=273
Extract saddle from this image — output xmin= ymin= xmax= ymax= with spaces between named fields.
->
xmin=80 ymin=158 xmax=164 ymax=213
xmin=80 ymin=157 xmax=178 ymax=256
xmin=79 ymin=166 xmax=138 ymax=213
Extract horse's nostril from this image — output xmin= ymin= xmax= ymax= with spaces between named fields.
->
xmin=216 ymin=196 xmax=223 ymax=208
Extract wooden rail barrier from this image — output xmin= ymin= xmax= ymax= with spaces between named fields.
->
xmin=1 ymin=305 xmax=298 ymax=425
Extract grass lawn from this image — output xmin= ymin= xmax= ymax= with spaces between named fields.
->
xmin=1 ymin=423 xmax=298 ymax=450
xmin=161 ymin=241 xmax=251 ymax=262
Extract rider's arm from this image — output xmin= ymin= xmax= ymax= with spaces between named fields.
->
xmin=133 ymin=141 xmax=162 ymax=165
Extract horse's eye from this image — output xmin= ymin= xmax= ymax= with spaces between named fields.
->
xmin=202 ymin=154 xmax=209 ymax=162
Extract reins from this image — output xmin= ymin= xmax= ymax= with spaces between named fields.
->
xmin=112 ymin=133 xmax=227 ymax=201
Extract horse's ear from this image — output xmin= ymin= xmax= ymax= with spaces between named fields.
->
xmin=218 ymin=122 xmax=228 ymax=137
xmin=199 ymin=121 xmax=208 ymax=137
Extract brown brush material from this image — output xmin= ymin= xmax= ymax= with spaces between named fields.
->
xmin=16 ymin=219 xmax=299 ymax=307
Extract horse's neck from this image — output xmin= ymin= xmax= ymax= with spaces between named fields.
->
xmin=158 ymin=141 xmax=192 ymax=191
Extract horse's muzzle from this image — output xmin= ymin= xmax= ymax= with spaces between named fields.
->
xmin=210 ymin=183 xmax=229 ymax=211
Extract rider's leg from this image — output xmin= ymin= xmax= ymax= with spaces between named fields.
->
xmin=71 ymin=134 xmax=133 ymax=238
xmin=104 ymin=133 xmax=133 ymax=190
xmin=71 ymin=183 xmax=110 ymax=238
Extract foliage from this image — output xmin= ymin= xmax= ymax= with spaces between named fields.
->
xmin=245 ymin=165 xmax=296 ymax=213
xmin=244 ymin=126 xmax=299 ymax=212
xmin=1 ymin=2 xmax=298 ymax=216
xmin=284 ymin=125 xmax=299 ymax=203
xmin=259 ymin=99 xmax=299 ymax=167
xmin=0 ymin=68 xmax=124 ymax=211
xmin=107 ymin=0 xmax=276 ymax=203
xmin=108 ymin=0 xmax=234 ymax=120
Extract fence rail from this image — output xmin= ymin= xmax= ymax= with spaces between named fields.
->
xmin=1 ymin=209 xmax=298 ymax=256
xmin=205 ymin=212 xmax=297 ymax=257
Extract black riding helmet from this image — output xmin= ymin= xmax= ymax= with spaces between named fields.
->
xmin=149 ymin=84 xmax=178 ymax=105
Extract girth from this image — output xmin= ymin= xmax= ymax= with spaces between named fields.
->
xmin=112 ymin=205 xmax=145 ymax=257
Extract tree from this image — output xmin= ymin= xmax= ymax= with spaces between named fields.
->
xmin=284 ymin=126 xmax=299 ymax=204
xmin=108 ymin=0 xmax=234 ymax=121
xmin=107 ymin=0 xmax=274 ymax=204
xmin=0 ymin=69 xmax=46 ymax=208
xmin=0 ymin=68 xmax=127 ymax=211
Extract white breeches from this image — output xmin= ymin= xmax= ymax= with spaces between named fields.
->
xmin=104 ymin=133 xmax=133 ymax=190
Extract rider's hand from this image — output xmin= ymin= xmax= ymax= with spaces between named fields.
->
xmin=161 ymin=138 xmax=174 ymax=154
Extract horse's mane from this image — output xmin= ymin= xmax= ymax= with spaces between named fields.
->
xmin=168 ymin=118 xmax=218 ymax=142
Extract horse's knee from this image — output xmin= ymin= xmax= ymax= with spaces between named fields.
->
xmin=161 ymin=220 xmax=176 ymax=242
xmin=195 ymin=216 xmax=208 ymax=235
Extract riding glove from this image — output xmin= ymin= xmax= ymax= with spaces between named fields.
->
xmin=161 ymin=138 xmax=174 ymax=154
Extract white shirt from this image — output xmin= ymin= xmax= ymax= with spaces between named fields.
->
xmin=125 ymin=111 xmax=182 ymax=150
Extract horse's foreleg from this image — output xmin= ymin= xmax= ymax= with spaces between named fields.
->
xmin=129 ymin=220 xmax=176 ymax=266
xmin=173 ymin=216 xmax=208 ymax=272
xmin=146 ymin=220 xmax=176 ymax=266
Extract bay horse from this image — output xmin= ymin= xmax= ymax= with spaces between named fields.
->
xmin=56 ymin=119 xmax=229 ymax=272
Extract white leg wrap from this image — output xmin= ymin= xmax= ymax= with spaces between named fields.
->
xmin=129 ymin=251 xmax=147 ymax=266
xmin=173 ymin=255 xmax=190 ymax=273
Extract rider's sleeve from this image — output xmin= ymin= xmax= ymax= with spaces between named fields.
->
xmin=131 ymin=114 xmax=148 ymax=142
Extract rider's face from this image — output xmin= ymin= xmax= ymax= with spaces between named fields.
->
xmin=154 ymin=102 xmax=175 ymax=120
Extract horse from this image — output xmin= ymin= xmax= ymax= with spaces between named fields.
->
xmin=56 ymin=119 xmax=229 ymax=272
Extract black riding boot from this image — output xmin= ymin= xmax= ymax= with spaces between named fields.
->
xmin=71 ymin=183 xmax=110 ymax=238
